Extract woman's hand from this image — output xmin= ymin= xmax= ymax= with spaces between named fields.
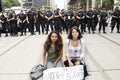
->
xmin=75 ymin=60 xmax=81 ymax=65
xmin=53 ymin=62 xmax=57 ymax=67
xmin=69 ymin=61 xmax=74 ymax=66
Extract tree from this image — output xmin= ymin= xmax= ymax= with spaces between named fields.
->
xmin=96 ymin=0 xmax=114 ymax=9
xmin=2 ymin=0 xmax=20 ymax=10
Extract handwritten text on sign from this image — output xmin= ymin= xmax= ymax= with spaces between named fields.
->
xmin=43 ymin=65 xmax=84 ymax=80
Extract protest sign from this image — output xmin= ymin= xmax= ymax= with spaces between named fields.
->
xmin=43 ymin=65 xmax=84 ymax=80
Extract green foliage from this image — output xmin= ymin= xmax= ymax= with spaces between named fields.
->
xmin=96 ymin=0 xmax=114 ymax=9
xmin=2 ymin=0 xmax=19 ymax=9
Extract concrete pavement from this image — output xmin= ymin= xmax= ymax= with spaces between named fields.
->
xmin=0 ymin=32 xmax=120 ymax=80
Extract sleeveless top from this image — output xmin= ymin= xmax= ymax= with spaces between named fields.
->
xmin=47 ymin=47 xmax=59 ymax=62
xmin=66 ymin=39 xmax=85 ymax=59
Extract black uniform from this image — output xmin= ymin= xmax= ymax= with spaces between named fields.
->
xmin=60 ymin=11 xmax=66 ymax=31
xmin=54 ymin=9 xmax=61 ymax=33
xmin=35 ymin=11 xmax=45 ymax=34
xmin=98 ymin=11 xmax=108 ymax=33
xmin=27 ymin=11 xmax=35 ymax=35
xmin=65 ymin=11 xmax=74 ymax=33
xmin=8 ymin=12 xmax=18 ymax=36
xmin=111 ymin=9 xmax=120 ymax=33
xmin=45 ymin=10 xmax=54 ymax=34
xmin=0 ymin=14 xmax=9 ymax=37
xmin=93 ymin=10 xmax=99 ymax=30
xmin=76 ymin=10 xmax=85 ymax=33
xmin=18 ymin=12 xmax=27 ymax=36
xmin=86 ymin=10 xmax=95 ymax=33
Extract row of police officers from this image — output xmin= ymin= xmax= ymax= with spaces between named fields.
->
xmin=0 ymin=7 xmax=120 ymax=37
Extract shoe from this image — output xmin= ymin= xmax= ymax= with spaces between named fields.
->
xmin=5 ymin=34 xmax=8 ymax=37
xmin=103 ymin=32 xmax=106 ymax=34
xmin=20 ymin=34 xmax=23 ymax=36
xmin=88 ymin=31 xmax=91 ymax=34
xmin=92 ymin=32 xmax=95 ymax=34
xmin=117 ymin=31 xmax=120 ymax=33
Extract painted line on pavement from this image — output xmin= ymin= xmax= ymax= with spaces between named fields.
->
xmin=0 ymin=35 xmax=31 ymax=57
xmin=86 ymin=47 xmax=112 ymax=80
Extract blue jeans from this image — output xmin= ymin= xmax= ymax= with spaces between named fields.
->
xmin=46 ymin=59 xmax=64 ymax=69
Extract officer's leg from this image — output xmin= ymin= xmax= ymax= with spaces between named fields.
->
xmin=46 ymin=21 xmax=49 ymax=34
xmin=99 ymin=21 xmax=102 ymax=33
xmin=76 ymin=20 xmax=80 ymax=29
xmin=30 ymin=21 xmax=35 ymax=35
xmin=91 ymin=19 xmax=95 ymax=34
xmin=66 ymin=20 xmax=69 ymax=34
xmin=81 ymin=21 xmax=84 ymax=33
xmin=103 ymin=21 xmax=106 ymax=33
xmin=36 ymin=22 xmax=40 ymax=34
xmin=49 ymin=21 xmax=54 ymax=31
xmin=12 ymin=23 xmax=18 ymax=36
xmin=54 ymin=20 xmax=57 ymax=32
xmin=20 ymin=23 xmax=23 ymax=36
xmin=87 ymin=20 xmax=91 ymax=33
xmin=111 ymin=20 xmax=116 ymax=33
xmin=23 ymin=22 xmax=27 ymax=35
xmin=41 ymin=21 xmax=45 ymax=34
xmin=116 ymin=20 xmax=119 ymax=33
xmin=58 ymin=20 xmax=62 ymax=33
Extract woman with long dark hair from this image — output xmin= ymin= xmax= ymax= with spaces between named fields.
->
xmin=43 ymin=31 xmax=64 ymax=69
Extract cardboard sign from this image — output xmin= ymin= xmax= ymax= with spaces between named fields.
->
xmin=43 ymin=65 xmax=84 ymax=80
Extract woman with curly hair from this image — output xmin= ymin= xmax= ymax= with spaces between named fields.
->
xmin=43 ymin=31 xmax=64 ymax=69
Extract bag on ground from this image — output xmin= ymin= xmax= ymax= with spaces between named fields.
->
xmin=30 ymin=64 xmax=44 ymax=80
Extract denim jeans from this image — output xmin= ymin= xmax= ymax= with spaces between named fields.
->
xmin=46 ymin=59 xmax=64 ymax=69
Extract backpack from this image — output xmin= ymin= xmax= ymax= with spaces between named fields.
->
xmin=30 ymin=64 xmax=45 ymax=80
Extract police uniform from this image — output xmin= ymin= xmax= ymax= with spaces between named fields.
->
xmin=65 ymin=10 xmax=74 ymax=33
xmin=76 ymin=9 xmax=85 ymax=33
xmin=0 ymin=13 xmax=9 ymax=37
xmin=111 ymin=8 xmax=120 ymax=33
xmin=60 ymin=10 xmax=66 ymax=31
xmin=45 ymin=10 xmax=54 ymax=34
xmin=8 ymin=11 xmax=18 ymax=36
xmin=98 ymin=10 xmax=108 ymax=33
xmin=54 ymin=9 xmax=61 ymax=33
xmin=86 ymin=9 xmax=95 ymax=33
xmin=27 ymin=10 xmax=35 ymax=35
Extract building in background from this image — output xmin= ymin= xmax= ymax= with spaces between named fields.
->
xmin=22 ymin=0 xmax=43 ymax=8
xmin=19 ymin=0 xmax=55 ymax=10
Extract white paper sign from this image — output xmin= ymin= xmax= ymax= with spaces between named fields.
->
xmin=43 ymin=65 xmax=84 ymax=80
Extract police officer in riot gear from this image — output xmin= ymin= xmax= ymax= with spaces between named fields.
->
xmin=27 ymin=8 xmax=36 ymax=35
xmin=111 ymin=7 xmax=120 ymax=33
xmin=93 ymin=7 xmax=98 ymax=31
xmin=35 ymin=11 xmax=45 ymax=35
xmin=18 ymin=10 xmax=27 ymax=36
xmin=98 ymin=8 xmax=108 ymax=33
xmin=60 ymin=9 xmax=66 ymax=31
xmin=54 ymin=8 xmax=62 ymax=33
xmin=76 ymin=7 xmax=85 ymax=33
xmin=0 ymin=11 xmax=9 ymax=37
xmin=45 ymin=7 xmax=54 ymax=34
xmin=86 ymin=7 xmax=95 ymax=34
xmin=65 ymin=8 xmax=74 ymax=34
xmin=8 ymin=10 xmax=18 ymax=36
